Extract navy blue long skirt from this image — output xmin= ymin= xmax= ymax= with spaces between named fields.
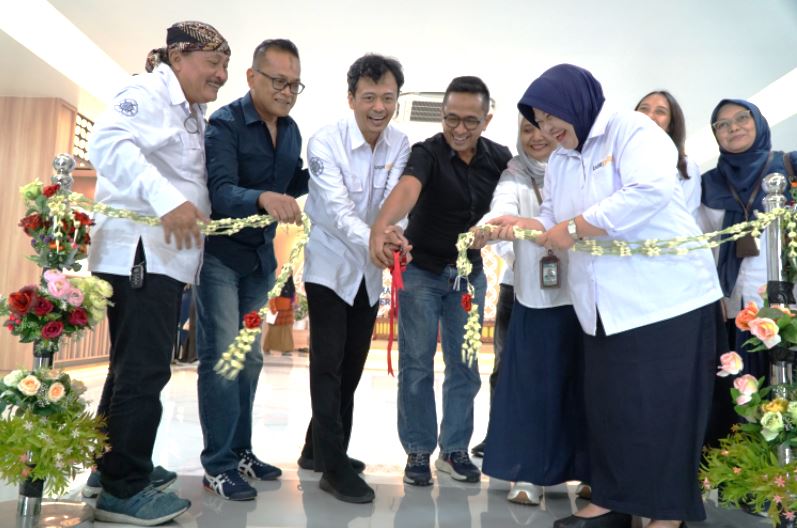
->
xmin=482 ymin=302 xmax=590 ymax=485
xmin=584 ymin=302 xmax=720 ymax=521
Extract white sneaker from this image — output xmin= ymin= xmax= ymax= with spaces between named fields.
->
xmin=506 ymin=481 xmax=542 ymax=505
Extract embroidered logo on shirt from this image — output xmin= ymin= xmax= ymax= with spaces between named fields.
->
xmin=114 ymin=99 xmax=139 ymax=117
xmin=592 ymin=154 xmax=613 ymax=171
xmin=309 ymin=157 xmax=324 ymax=177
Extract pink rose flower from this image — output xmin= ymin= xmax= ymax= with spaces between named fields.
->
xmin=46 ymin=276 xmax=71 ymax=299
xmin=748 ymin=317 xmax=781 ymax=349
xmin=717 ymin=351 xmax=744 ymax=378
xmin=734 ymin=374 xmax=759 ymax=405
xmin=64 ymin=287 xmax=84 ymax=307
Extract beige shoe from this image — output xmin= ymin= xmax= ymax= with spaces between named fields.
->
xmin=507 ymin=481 xmax=542 ymax=505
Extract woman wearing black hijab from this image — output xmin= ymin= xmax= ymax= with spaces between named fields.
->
xmin=490 ymin=64 xmax=723 ymax=528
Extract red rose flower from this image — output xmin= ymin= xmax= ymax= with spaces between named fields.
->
xmin=18 ymin=213 xmax=43 ymax=235
xmin=68 ymin=308 xmax=89 ymax=326
xmin=8 ymin=286 xmax=38 ymax=315
xmin=73 ymin=211 xmax=92 ymax=226
xmin=41 ymin=321 xmax=64 ymax=339
xmin=33 ymin=297 xmax=54 ymax=316
xmin=243 ymin=311 xmax=262 ymax=329
xmin=42 ymin=184 xmax=60 ymax=197
xmin=460 ymin=293 xmax=473 ymax=313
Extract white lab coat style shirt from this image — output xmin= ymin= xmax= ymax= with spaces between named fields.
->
xmin=682 ymin=157 xmax=702 ymax=220
xmin=537 ymin=107 xmax=722 ymax=336
xmin=88 ymin=63 xmax=211 ymax=285
xmin=303 ymin=117 xmax=410 ymax=306
xmin=480 ymin=166 xmax=571 ymax=309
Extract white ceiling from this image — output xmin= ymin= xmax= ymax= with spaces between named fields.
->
xmin=4 ymin=0 xmax=797 ymax=165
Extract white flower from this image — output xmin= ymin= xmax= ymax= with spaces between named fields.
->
xmin=3 ymin=369 xmax=25 ymax=387
xmin=17 ymin=375 xmax=41 ymax=396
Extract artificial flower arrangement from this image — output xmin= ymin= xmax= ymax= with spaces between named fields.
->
xmin=0 ymin=367 xmax=107 ymax=495
xmin=0 ymin=269 xmax=113 ymax=357
xmin=19 ymin=180 xmax=93 ymax=272
xmin=700 ymin=298 xmax=797 ymax=526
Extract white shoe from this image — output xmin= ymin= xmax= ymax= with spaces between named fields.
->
xmin=506 ymin=481 xmax=542 ymax=505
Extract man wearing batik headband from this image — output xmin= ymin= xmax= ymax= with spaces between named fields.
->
xmin=87 ymin=20 xmax=229 ymax=525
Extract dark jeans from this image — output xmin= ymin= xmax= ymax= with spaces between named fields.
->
xmin=95 ymin=268 xmax=184 ymax=498
xmin=301 ymin=281 xmax=378 ymax=473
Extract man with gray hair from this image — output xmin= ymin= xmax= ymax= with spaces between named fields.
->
xmin=88 ymin=20 xmax=230 ymax=525
xmin=196 ymin=38 xmax=308 ymax=501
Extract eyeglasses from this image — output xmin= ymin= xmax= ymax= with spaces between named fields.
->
xmin=443 ymin=114 xmax=484 ymax=131
xmin=254 ymin=69 xmax=305 ymax=94
xmin=712 ymin=109 xmax=752 ymax=133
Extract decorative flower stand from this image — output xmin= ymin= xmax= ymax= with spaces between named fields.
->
xmin=0 ymin=156 xmax=95 ymax=527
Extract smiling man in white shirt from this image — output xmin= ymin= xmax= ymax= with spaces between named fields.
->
xmin=299 ymin=53 xmax=410 ymax=504
xmin=87 ymin=21 xmax=229 ymax=526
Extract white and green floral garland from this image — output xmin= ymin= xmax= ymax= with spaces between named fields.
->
xmin=456 ymin=209 xmax=797 ymax=365
xmin=214 ymin=214 xmax=310 ymax=379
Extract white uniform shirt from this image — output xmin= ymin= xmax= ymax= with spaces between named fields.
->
xmin=88 ymin=64 xmax=211 ymax=285
xmin=681 ymin=157 xmax=702 ymax=220
xmin=480 ymin=169 xmax=571 ymax=309
xmin=303 ymin=117 xmax=410 ymax=306
xmin=537 ymin=106 xmax=722 ymax=336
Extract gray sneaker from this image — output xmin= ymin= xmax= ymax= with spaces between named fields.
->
xmin=94 ymin=486 xmax=190 ymax=526
xmin=82 ymin=466 xmax=177 ymax=498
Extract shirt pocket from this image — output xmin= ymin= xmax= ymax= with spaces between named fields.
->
xmin=372 ymin=167 xmax=389 ymax=189
xmin=178 ymin=130 xmax=205 ymax=177
xmin=341 ymin=169 xmax=363 ymax=193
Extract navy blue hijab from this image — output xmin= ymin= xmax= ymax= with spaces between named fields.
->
xmin=701 ymin=99 xmax=773 ymax=296
xmin=517 ymin=64 xmax=605 ymax=152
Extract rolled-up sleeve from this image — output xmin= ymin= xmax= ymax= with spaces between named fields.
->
xmin=205 ymin=113 xmax=261 ymax=218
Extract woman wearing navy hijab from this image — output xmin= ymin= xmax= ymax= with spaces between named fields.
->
xmin=489 ymin=64 xmax=723 ymax=528
xmin=701 ymin=100 xmax=797 ymax=377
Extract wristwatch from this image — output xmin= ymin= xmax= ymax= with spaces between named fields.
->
xmin=567 ymin=218 xmax=580 ymax=241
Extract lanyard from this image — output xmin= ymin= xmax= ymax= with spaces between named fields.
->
xmin=530 ymin=178 xmax=543 ymax=206
xmin=725 ymin=152 xmax=774 ymax=220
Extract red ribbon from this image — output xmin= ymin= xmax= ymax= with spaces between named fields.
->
xmin=387 ymin=250 xmax=406 ymax=376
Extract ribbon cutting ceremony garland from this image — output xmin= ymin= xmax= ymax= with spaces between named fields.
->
xmin=455 ymin=210 xmax=797 ymax=367
xmin=25 ymin=181 xmax=797 ymax=380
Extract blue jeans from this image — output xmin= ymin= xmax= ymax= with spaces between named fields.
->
xmin=195 ymin=252 xmax=273 ymax=475
xmin=397 ymin=263 xmax=486 ymax=455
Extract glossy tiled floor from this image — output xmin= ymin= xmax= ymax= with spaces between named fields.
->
xmin=0 ymin=347 xmax=771 ymax=527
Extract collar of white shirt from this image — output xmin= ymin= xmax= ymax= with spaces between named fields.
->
xmin=346 ymin=114 xmax=393 ymax=152
xmin=158 ymin=63 xmax=207 ymax=116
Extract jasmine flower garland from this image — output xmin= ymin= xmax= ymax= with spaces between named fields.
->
xmin=214 ymin=214 xmax=311 ymax=380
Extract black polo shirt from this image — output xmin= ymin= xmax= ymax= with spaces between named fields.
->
xmin=403 ymin=133 xmax=512 ymax=274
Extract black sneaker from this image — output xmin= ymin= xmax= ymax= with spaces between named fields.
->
xmin=297 ymin=454 xmax=366 ymax=474
xmin=236 ymin=449 xmax=282 ymax=481
xmin=319 ymin=471 xmax=375 ymax=504
xmin=470 ymin=440 xmax=486 ymax=458
xmin=435 ymin=451 xmax=481 ymax=482
xmin=203 ymin=469 xmax=257 ymax=501
xmin=403 ymin=453 xmax=432 ymax=486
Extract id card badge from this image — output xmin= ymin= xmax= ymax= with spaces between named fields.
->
xmin=735 ymin=233 xmax=760 ymax=258
xmin=540 ymin=250 xmax=561 ymax=289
